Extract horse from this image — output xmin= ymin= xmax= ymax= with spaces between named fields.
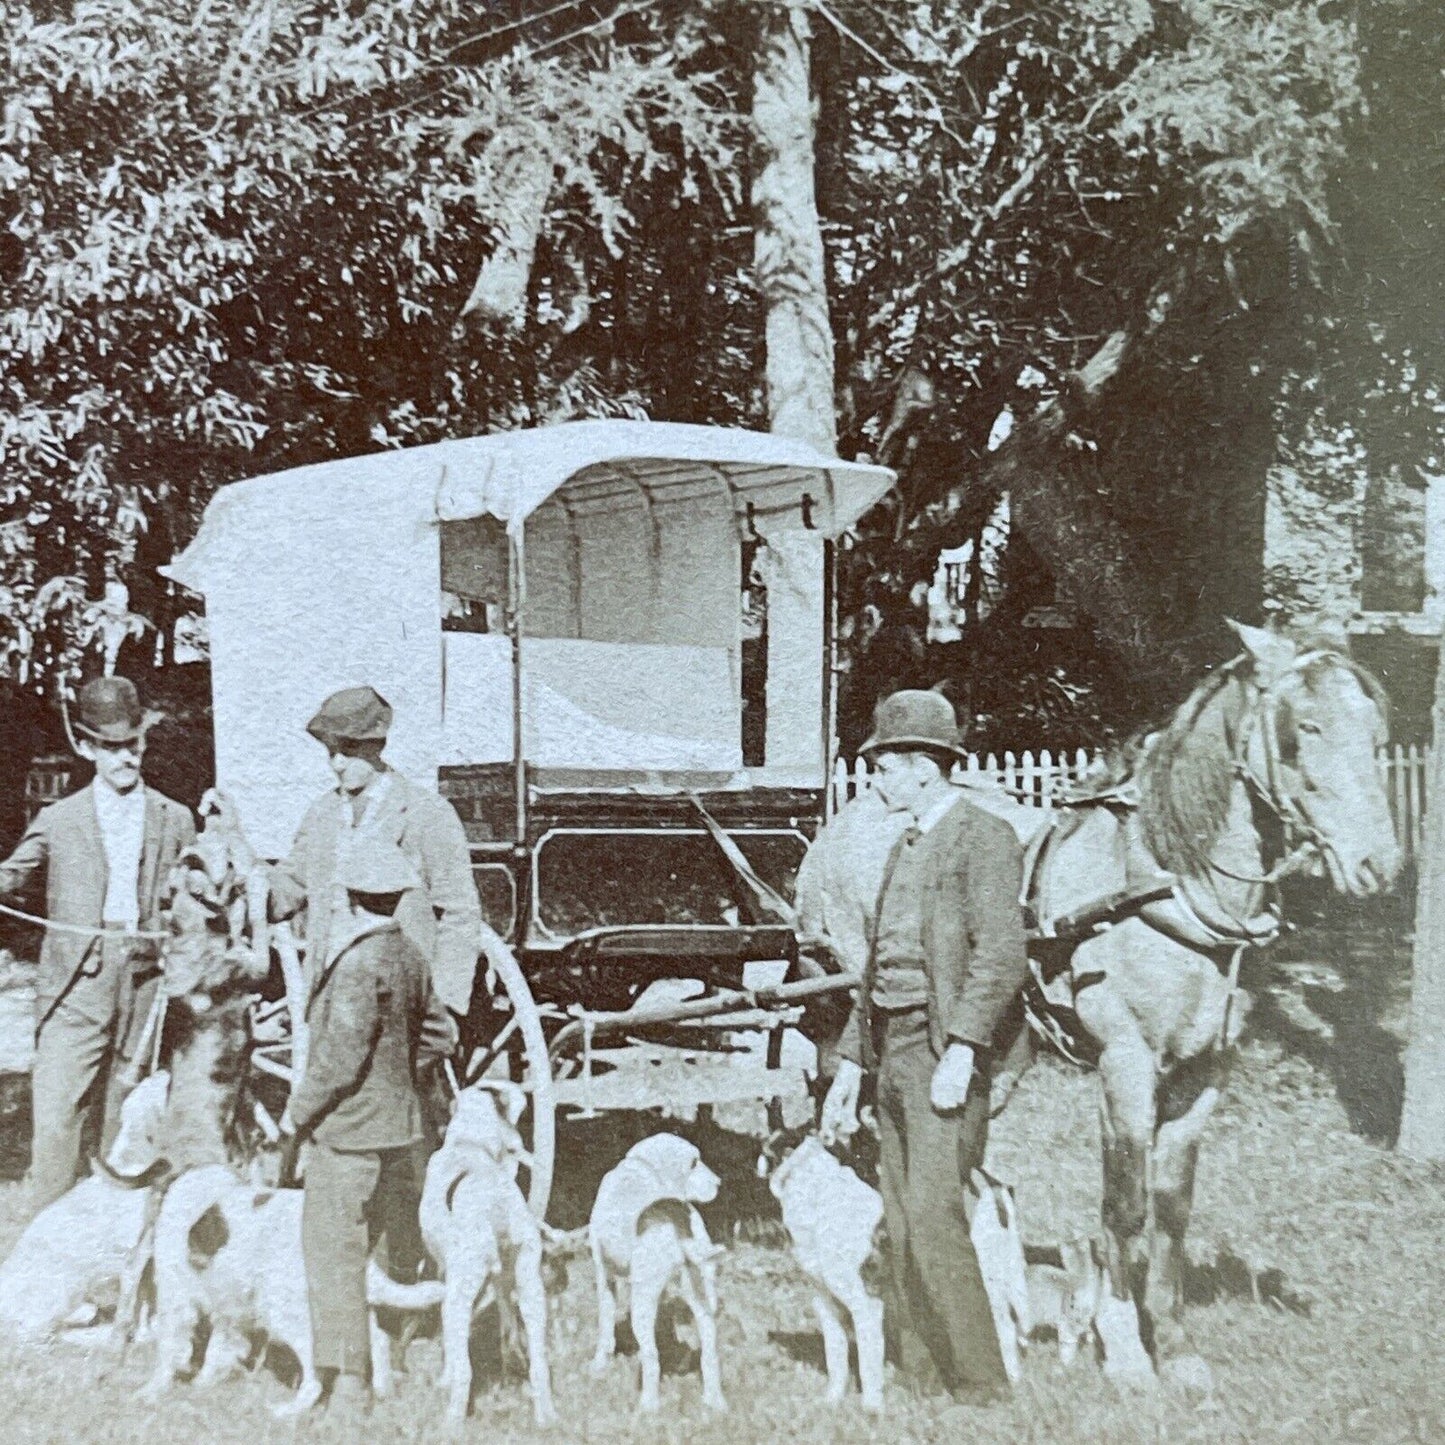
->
xmin=1020 ymin=621 xmax=1400 ymax=1384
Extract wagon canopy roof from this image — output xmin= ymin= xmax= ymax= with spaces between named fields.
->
xmin=165 ymin=420 xmax=895 ymax=593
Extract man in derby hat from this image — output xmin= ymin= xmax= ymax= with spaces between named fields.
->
xmin=285 ymin=832 xmax=458 ymax=1412
xmin=0 ymin=677 xmax=195 ymax=1208
xmin=212 ymin=683 xmax=482 ymax=1019
xmin=819 ymin=688 xmax=1029 ymax=1401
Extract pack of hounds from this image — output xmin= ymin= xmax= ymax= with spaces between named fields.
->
xmin=0 ymin=1066 xmax=1106 ymax=1424
xmin=0 ymin=815 xmax=1105 ymax=1421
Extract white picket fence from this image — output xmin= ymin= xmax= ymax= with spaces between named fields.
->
xmin=831 ymin=743 xmax=1431 ymax=866
xmin=18 ymin=742 xmax=1435 ymax=866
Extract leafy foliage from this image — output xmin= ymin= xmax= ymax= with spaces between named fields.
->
xmin=0 ymin=0 xmax=1432 ymax=753
xmin=0 ymin=0 xmax=739 ymax=689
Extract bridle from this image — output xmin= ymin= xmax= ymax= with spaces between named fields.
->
xmin=1218 ymin=648 xmax=1380 ymax=889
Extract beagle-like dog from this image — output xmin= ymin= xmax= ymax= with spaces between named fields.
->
xmin=417 ymin=1080 xmax=556 ymax=1428
xmin=589 ymin=1133 xmax=726 ymax=1414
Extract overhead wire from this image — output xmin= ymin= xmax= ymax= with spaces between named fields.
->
xmin=809 ymin=0 xmax=975 ymax=158
xmin=303 ymin=0 xmax=662 ymax=137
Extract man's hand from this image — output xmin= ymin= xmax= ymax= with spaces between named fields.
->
xmin=820 ymin=1058 xmax=863 ymax=1143
xmin=279 ymin=1105 xmax=296 ymax=1137
xmin=930 ymin=1042 xmax=975 ymax=1112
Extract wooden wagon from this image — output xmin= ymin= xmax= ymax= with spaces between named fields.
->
xmin=163 ymin=421 xmax=895 ymax=1216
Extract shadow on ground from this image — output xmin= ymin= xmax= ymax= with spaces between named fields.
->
xmin=1182 ymin=1248 xmax=1312 ymax=1316
xmin=1247 ymin=883 xmax=1410 ymax=1145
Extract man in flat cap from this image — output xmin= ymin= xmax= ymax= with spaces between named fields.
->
xmin=285 ymin=833 xmax=458 ymax=1411
xmin=819 ymin=689 xmax=1029 ymax=1403
xmin=0 ymin=677 xmax=195 ymax=1207
xmin=214 ymin=684 xmax=482 ymax=1018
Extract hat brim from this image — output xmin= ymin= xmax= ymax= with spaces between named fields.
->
xmin=306 ymin=723 xmax=390 ymax=746
xmin=74 ymin=709 xmax=164 ymax=744
xmin=859 ymin=732 xmax=967 ymax=760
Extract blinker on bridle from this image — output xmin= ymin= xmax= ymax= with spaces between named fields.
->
xmin=1222 ymin=648 xmax=1381 ymax=886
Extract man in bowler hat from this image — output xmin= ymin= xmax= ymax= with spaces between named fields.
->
xmin=820 ymin=689 xmax=1029 ymax=1401
xmin=214 ymin=684 xmax=482 ymax=1018
xmin=0 ymin=677 xmax=195 ymax=1207
xmin=285 ymin=833 xmax=458 ymax=1411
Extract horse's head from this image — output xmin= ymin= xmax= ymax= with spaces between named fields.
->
xmin=1230 ymin=622 xmax=1401 ymax=898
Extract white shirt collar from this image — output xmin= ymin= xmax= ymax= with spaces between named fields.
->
xmin=912 ymin=784 xmax=963 ymax=836
xmin=338 ymin=769 xmax=394 ymax=825
xmin=94 ymin=778 xmax=145 ymax=814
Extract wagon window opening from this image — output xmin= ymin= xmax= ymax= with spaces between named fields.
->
xmin=437 ymin=499 xmax=748 ymax=777
xmin=440 ymin=513 xmax=507 ymax=634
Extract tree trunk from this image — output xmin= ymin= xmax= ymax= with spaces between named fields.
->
xmin=750 ymin=0 xmax=834 ymax=772
xmin=1399 ymin=478 xmax=1445 ymax=1158
xmin=752 ymin=0 xmax=835 ymax=453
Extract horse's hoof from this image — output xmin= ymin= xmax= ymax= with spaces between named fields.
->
xmin=1161 ymin=1353 xmax=1214 ymax=1404
xmin=1103 ymin=1358 xmax=1159 ymax=1394
xmin=1149 ymin=1310 xmax=1191 ymax=1360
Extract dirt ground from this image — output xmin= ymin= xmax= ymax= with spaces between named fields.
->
xmin=0 ymin=896 xmax=1439 ymax=1443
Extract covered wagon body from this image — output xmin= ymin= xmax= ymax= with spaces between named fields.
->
xmin=165 ymin=422 xmax=894 ymax=1208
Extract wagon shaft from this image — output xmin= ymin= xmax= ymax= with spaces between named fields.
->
xmin=546 ymin=969 xmax=857 ymax=1058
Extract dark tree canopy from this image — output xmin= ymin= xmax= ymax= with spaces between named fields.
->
xmin=0 ymin=0 xmax=1432 ymax=756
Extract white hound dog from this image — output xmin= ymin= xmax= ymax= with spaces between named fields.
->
xmin=589 ymin=1133 xmax=726 ymax=1414
xmin=416 ymin=1081 xmax=557 ymax=1428
xmin=763 ymin=1134 xmax=885 ymax=1410
xmin=0 ymin=1070 xmax=171 ymax=1345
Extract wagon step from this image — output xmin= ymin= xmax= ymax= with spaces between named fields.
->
xmin=553 ymin=1042 xmax=808 ymax=1117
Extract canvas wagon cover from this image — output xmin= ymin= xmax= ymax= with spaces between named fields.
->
xmin=165 ymin=422 xmax=893 ymax=857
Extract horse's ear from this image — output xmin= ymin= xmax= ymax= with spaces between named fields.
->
xmin=1225 ymin=618 xmax=1295 ymax=683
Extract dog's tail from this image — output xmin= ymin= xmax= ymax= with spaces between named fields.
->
xmin=364 ymin=1262 xmax=445 ymax=1312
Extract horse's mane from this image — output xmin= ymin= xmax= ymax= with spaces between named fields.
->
xmin=1135 ymin=666 xmax=1247 ymax=876
xmin=1132 ymin=636 xmax=1376 ymax=876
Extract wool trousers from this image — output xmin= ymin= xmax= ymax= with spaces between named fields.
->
xmin=30 ymin=935 xmax=156 ymax=1209
xmin=301 ymin=1140 xmax=425 ymax=1379
xmin=874 ymin=1007 xmax=1008 ymax=1397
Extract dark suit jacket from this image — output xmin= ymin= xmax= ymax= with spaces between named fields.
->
xmin=0 ymin=783 xmax=195 ymax=1027
xmin=289 ymin=917 xmax=457 ymax=1152
xmin=268 ymin=770 xmax=482 ymax=1017
xmin=837 ymin=792 xmax=1028 ymax=1068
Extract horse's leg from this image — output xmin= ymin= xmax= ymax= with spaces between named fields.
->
xmin=1095 ymin=1036 xmax=1158 ymax=1388
xmin=1145 ymin=1057 xmax=1224 ymax=1354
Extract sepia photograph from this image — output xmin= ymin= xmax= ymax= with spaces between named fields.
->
xmin=0 ymin=0 xmax=1436 ymax=1440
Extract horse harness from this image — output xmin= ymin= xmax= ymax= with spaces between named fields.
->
xmin=1020 ymin=652 xmax=1340 ymax=1067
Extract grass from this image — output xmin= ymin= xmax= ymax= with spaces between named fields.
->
xmin=0 ymin=909 xmax=1442 ymax=1443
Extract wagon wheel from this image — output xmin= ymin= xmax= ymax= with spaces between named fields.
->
xmin=252 ymin=923 xmax=556 ymax=1220
xmin=464 ymin=923 xmax=556 ymax=1223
